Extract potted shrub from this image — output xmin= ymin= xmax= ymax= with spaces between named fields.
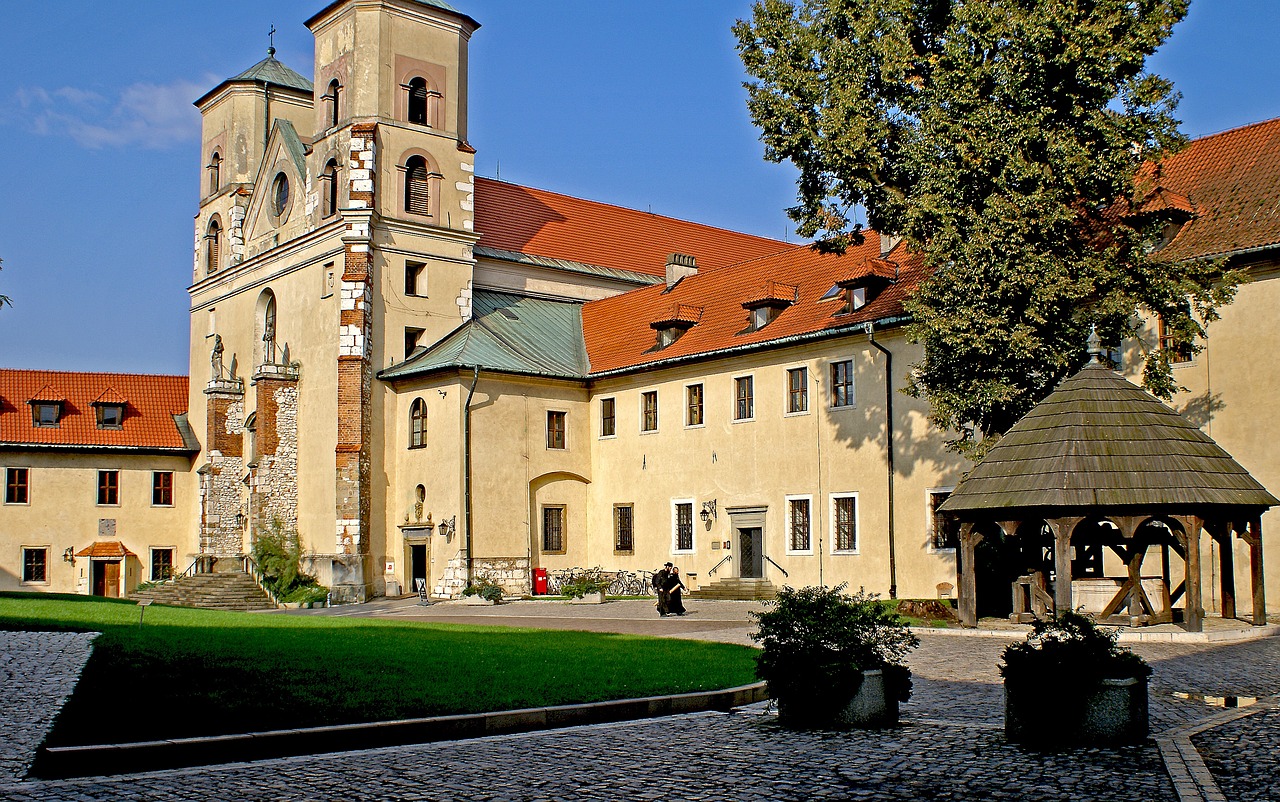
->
xmin=1001 ymin=611 xmax=1151 ymax=746
xmin=560 ymin=572 xmax=612 ymax=604
xmin=751 ymin=585 xmax=918 ymax=729
xmin=461 ymin=575 xmax=504 ymax=605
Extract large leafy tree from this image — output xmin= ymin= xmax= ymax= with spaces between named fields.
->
xmin=736 ymin=0 xmax=1235 ymax=455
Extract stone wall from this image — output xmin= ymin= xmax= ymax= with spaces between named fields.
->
xmin=432 ymin=554 xmax=530 ymax=599
xmin=202 ymin=380 xmax=246 ymax=557
xmin=250 ymin=370 xmax=299 ymax=537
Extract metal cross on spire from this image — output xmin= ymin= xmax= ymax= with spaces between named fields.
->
xmin=268 ymin=24 xmax=277 ymax=57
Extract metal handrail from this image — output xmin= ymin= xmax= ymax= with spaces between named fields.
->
xmin=708 ymin=554 xmax=732 ymax=575
xmin=241 ymin=554 xmax=283 ymax=608
xmin=178 ymin=558 xmax=206 ymax=579
xmin=763 ymin=554 xmax=789 ymax=578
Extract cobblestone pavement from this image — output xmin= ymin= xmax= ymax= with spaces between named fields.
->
xmin=6 ymin=607 xmax=1280 ymax=800
xmin=0 ymin=631 xmax=96 ymax=782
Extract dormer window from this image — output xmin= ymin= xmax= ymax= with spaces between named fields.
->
xmin=839 ymin=286 xmax=868 ymax=314
xmin=832 ymin=258 xmax=897 ymax=316
xmin=32 ymin=403 xmax=61 ymax=427
xmin=96 ymin=405 xmax=124 ymax=429
xmin=742 ymin=281 xmax=797 ymax=332
xmin=650 ymin=304 xmax=703 ymax=350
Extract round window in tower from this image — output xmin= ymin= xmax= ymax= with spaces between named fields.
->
xmin=271 ymin=172 xmax=290 ymax=217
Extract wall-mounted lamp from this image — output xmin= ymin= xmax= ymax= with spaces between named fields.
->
xmin=235 ymin=510 xmax=247 ymax=529
xmin=700 ymin=500 xmax=717 ymax=528
xmin=438 ymin=515 xmax=457 ymax=539
xmin=63 ymin=547 xmax=76 ymax=564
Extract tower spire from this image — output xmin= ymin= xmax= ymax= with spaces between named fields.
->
xmin=267 ymin=24 xmax=277 ymax=57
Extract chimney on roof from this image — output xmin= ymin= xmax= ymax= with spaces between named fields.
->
xmin=665 ymin=253 xmax=697 ymax=289
xmin=879 ymin=232 xmax=902 ymax=258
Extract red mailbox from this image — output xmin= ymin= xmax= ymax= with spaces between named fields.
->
xmin=534 ymin=567 xmax=549 ymax=596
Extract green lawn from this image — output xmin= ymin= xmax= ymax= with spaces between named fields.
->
xmin=0 ymin=593 xmax=758 ymax=747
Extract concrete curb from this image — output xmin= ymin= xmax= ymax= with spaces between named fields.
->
xmin=911 ymin=624 xmax=1280 ymax=644
xmin=1154 ymin=695 xmax=1278 ymax=802
xmin=34 ymin=681 xmax=769 ymax=779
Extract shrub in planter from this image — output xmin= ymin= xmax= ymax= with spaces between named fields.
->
xmin=461 ymin=574 xmax=505 ymax=602
xmin=559 ymin=571 xmax=612 ymax=600
xmin=1001 ymin=611 xmax=1152 ymax=746
xmin=751 ymin=585 xmax=919 ymax=729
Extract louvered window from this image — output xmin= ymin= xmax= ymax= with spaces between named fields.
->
xmin=322 ymin=160 xmax=339 ymax=218
xmin=206 ymin=219 xmax=221 ymax=274
xmin=408 ymin=77 xmax=428 ymax=124
xmin=327 ymin=79 xmax=342 ymax=128
xmin=208 ymin=152 xmax=221 ymax=194
xmin=405 ymin=157 xmax=430 ymax=215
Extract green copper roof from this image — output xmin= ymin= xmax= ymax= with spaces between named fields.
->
xmin=940 ymin=360 xmax=1279 ymax=513
xmin=380 ymin=291 xmax=590 ymax=381
xmin=230 ymin=53 xmax=314 ymax=94
xmin=276 ymin=120 xmax=307 ymax=176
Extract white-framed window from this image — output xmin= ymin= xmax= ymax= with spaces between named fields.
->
xmin=5 ymin=467 xmax=30 ymax=505
xmin=541 ymin=505 xmax=566 ymax=553
xmin=641 ymin=390 xmax=659 ymax=433
xmin=786 ymin=366 xmax=809 ymax=415
xmin=547 ymin=410 xmax=567 ymax=450
xmin=21 ymin=546 xmax=49 ymax=584
xmin=785 ymin=494 xmax=814 ymax=555
xmin=734 ymin=375 xmax=754 ymax=421
xmin=830 ymin=492 xmax=859 ymax=554
xmin=830 ymin=360 xmax=855 ymax=408
xmin=151 ymin=471 xmax=174 ymax=507
xmin=599 ymin=397 xmax=616 ymax=438
xmin=672 ymin=498 xmax=695 ymax=554
xmin=685 ymin=383 xmax=704 ymax=428
xmin=97 ymin=470 xmax=119 ymax=506
xmin=928 ymin=487 xmax=958 ymax=551
xmin=150 ymin=547 xmax=175 ymax=581
xmin=614 ymin=504 xmax=634 ymax=553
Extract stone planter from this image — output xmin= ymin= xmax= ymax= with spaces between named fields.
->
xmin=778 ymin=668 xmax=901 ymax=729
xmin=1005 ymin=675 xmax=1148 ymax=746
xmin=463 ymin=595 xmax=499 ymax=606
xmin=569 ymin=591 xmax=606 ymax=604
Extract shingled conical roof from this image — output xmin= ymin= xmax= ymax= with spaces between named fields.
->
xmin=939 ymin=359 xmax=1279 ymax=514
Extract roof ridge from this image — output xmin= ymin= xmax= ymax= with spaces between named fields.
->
xmin=1185 ymin=115 xmax=1280 ymax=144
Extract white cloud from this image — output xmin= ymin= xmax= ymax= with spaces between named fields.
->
xmin=14 ymin=78 xmax=208 ymax=150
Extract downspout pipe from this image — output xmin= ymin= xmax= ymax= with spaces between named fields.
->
xmin=463 ymin=365 xmax=479 ymax=587
xmin=865 ymin=322 xmax=897 ymax=599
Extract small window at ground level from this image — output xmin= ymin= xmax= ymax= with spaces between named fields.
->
xmin=97 ymin=470 xmax=119 ymax=506
xmin=542 ymin=506 xmax=565 ymax=552
xmin=152 ymin=472 xmax=173 ymax=506
xmin=151 ymin=548 xmax=174 ymax=581
xmin=5 ymin=467 xmax=29 ymax=504
xmin=600 ymin=398 xmax=616 ymax=437
xmin=547 ymin=411 xmax=567 ymax=450
xmin=789 ymin=498 xmax=811 ymax=551
xmin=22 ymin=547 xmax=48 ymax=583
xmin=614 ymin=504 xmax=634 ymax=552
xmin=674 ymin=502 xmax=694 ymax=552
xmin=833 ymin=495 xmax=858 ymax=552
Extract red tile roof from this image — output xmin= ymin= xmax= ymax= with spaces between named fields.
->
xmin=742 ymin=280 xmax=799 ymax=308
xmin=583 ymin=238 xmax=926 ymax=374
xmin=0 ymin=370 xmax=192 ymax=451
xmin=473 ymin=177 xmax=794 ymax=277
xmin=1144 ymin=117 xmax=1280 ymax=262
xmin=76 ymin=541 xmax=136 ymax=559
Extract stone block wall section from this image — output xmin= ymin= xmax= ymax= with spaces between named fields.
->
xmin=201 ymin=380 xmax=246 ymax=557
xmin=250 ymin=369 xmax=300 ymax=538
xmin=433 ymin=555 xmax=531 ymax=599
xmin=331 ymin=122 xmax=377 ymax=604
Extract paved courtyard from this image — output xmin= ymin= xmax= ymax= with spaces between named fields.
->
xmin=3 ymin=599 xmax=1280 ymax=801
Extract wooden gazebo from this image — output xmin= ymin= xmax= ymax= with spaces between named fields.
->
xmin=940 ymin=342 xmax=1277 ymax=632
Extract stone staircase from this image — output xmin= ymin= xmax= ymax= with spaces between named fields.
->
xmin=690 ymin=577 xmax=778 ymax=601
xmin=129 ymin=570 xmax=276 ymax=612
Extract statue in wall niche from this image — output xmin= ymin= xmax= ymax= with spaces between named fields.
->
xmin=210 ymin=334 xmax=224 ymax=379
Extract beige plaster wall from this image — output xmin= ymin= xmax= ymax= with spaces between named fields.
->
xmin=0 ymin=452 xmax=194 ymax=594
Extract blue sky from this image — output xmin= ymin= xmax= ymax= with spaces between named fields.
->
xmin=1 ymin=0 xmax=1278 ymax=374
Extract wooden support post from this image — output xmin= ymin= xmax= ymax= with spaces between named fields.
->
xmin=1162 ymin=543 xmax=1172 ymax=601
xmin=1249 ymin=517 xmax=1267 ymax=627
xmin=1185 ymin=518 xmax=1204 ymax=633
xmin=1051 ymin=519 xmax=1073 ymax=615
xmin=1219 ymin=523 xmax=1237 ymax=621
xmin=958 ymin=524 xmax=980 ymax=628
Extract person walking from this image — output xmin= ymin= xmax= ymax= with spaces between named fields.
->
xmin=652 ymin=562 xmax=672 ymax=617
xmin=664 ymin=566 xmax=687 ymax=616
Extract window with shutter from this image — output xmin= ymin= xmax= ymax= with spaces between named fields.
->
xmin=408 ymin=77 xmax=428 ymax=124
xmin=405 ymin=157 xmax=430 ymax=215
xmin=206 ymin=219 xmax=221 ymax=274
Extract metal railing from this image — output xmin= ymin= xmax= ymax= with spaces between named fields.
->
xmin=241 ymin=554 xmax=282 ymax=608
xmin=708 ymin=555 xmax=732 ymax=575
xmin=763 ymin=554 xmax=789 ymax=578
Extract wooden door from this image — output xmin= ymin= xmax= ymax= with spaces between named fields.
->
xmin=103 ymin=561 xmax=120 ymax=598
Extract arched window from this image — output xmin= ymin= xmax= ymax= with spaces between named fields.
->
xmin=208 ymin=152 xmax=221 ymax=195
xmin=326 ymin=79 xmax=342 ymax=129
xmin=271 ymin=173 xmax=290 ymax=217
xmin=404 ymin=156 xmax=430 ymax=216
xmin=409 ymin=398 xmax=427 ymax=448
xmin=321 ymin=159 xmax=339 ymax=218
xmin=205 ymin=218 xmax=222 ymax=274
xmin=262 ymin=292 xmax=277 ymax=364
xmin=407 ymin=77 xmax=428 ymax=125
